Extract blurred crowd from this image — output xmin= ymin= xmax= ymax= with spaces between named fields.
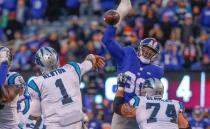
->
xmin=0 ymin=0 xmax=210 ymax=128
xmin=0 ymin=0 xmax=210 ymax=71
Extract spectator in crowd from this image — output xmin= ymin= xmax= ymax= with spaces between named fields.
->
xmin=65 ymin=0 xmax=80 ymax=16
xmin=29 ymin=0 xmax=47 ymax=24
xmin=134 ymin=18 xmax=144 ymax=40
xmin=175 ymin=0 xmax=191 ymax=26
xmin=144 ymin=9 xmax=158 ymax=37
xmin=102 ymin=99 xmax=112 ymax=124
xmin=3 ymin=0 xmax=17 ymax=12
xmin=200 ymin=0 xmax=210 ymax=33
xmin=26 ymin=32 xmax=43 ymax=57
xmin=181 ymin=13 xmax=200 ymax=43
xmin=16 ymin=0 xmax=28 ymax=24
xmin=11 ymin=44 xmax=32 ymax=70
xmin=183 ymin=36 xmax=202 ymax=69
xmin=160 ymin=12 xmax=174 ymax=42
xmin=87 ymin=110 xmax=102 ymax=129
xmin=45 ymin=0 xmax=63 ymax=21
xmin=196 ymin=30 xmax=209 ymax=51
xmin=13 ymin=31 xmax=24 ymax=53
xmin=45 ymin=32 xmax=60 ymax=54
xmin=161 ymin=41 xmax=183 ymax=70
xmin=149 ymin=24 xmax=164 ymax=45
xmin=189 ymin=106 xmax=210 ymax=129
xmin=4 ymin=12 xmax=22 ymax=40
xmin=192 ymin=5 xmax=201 ymax=25
xmin=203 ymin=36 xmax=210 ymax=69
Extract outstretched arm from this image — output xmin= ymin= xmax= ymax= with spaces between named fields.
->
xmin=102 ymin=25 xmax=125 ymax=63
xmin=102 ymin=0 xmax=132 ymax=63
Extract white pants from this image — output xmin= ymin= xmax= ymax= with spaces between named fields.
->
xmin=111 ymin=113 xmax=139 ymax=129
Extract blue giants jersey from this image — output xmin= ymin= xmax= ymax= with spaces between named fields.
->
xmin=102 ymin=25 xmax=164 ymax=102
xmin=189 ymin=117 xmax=209 ymax=129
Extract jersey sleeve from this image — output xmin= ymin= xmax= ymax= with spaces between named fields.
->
xmin=0 ymin=62 xmax=8 ymax=88
xmin=68 ymin=61 xmax=93 ymax=79
xmin=152 ymin=66 xmax=164 ymax=79
xmin=27 ymin=77 xmax=42 ymax=117
xmin=129 ymin=96 xmax=140 ymax=108
xmin=102 ymin=25 xmax=125 ymax=63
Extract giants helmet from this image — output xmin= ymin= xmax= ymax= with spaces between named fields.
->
xmin=137 ymin=38 xmax=160 ymax=64
xmin=35 ymin=47 xmax=59 ymax=73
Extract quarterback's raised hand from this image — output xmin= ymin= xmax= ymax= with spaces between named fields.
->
xmin=85 ymin=54 xmax=105 ymax=70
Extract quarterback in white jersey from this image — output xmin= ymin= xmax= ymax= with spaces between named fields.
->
xmin=0 ymin=47 xmax=27 ymax=129
xmin=27 ymin=47 xmax=104 ymax=129
xmin=113 ymin=75 xmax=191 ymax=129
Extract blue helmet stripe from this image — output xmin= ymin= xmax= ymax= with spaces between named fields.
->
xmin=22 ymin=98 xmax=30 ymax=115
xmin=28 ymin=80 xmax=41 ymax=97
xmin=68 ymin=62 xmax=81 ymax=80
xmin=133 ymin=96 xmax=140 ymax=107
xmin=45 ymin=47 xmax=52 ymax=54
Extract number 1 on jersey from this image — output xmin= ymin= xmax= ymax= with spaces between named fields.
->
xmin=55 ymin=79 xmax=73 ymax=105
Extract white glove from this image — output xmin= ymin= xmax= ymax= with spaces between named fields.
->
xmin=116 ymin=0 xmax=132 ymax=27
xmin=0 ymin=47 xmax=11 ymax=64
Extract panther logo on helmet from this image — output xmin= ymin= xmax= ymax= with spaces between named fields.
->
xmin=35 ymin=47 xmax=59 ymax=73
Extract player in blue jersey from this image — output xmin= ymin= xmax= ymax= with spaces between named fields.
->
xmin=189 ymin=106 xmax=210 ymax=129
xmin=102 ymin=0 xmax=164 ymax=129
xmin=0 ymin=46 xmax=10 ymax=88
xmin=0 ymin=46 xmax=29 ymax=129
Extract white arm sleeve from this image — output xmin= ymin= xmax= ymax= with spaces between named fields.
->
xmin=30 ymin=97 xmax=41 ymax=117
xmin=79 ymin=60 xmax=93 ymax=76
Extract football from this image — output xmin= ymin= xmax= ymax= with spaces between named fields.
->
xmin=104 ymin=9 xmax=120 ymax=25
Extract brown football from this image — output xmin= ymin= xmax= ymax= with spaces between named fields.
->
xmin=104 ymin=9 xmax=120 ymax=25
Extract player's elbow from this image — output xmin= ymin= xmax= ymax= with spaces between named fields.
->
xmin=113 ymin=96 xmax=124 ymax=115
xmin=178 ymin=113 xmax=191 ymax=129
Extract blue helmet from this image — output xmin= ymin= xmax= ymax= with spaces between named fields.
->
xmin=137 ymin=38 xmax=160 ymax=64
xmin=35 ymin=47 xmax=59 ymax=73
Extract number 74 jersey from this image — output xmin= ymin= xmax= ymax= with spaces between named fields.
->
xmin=129 ymin=96 xmax=185 ymax=129
xmin=27 ymin=61 xmax=93 ymax=126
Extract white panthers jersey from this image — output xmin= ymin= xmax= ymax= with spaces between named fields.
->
xmin=0 ymin=72 xmax=25 ymax=129
xmin=129 ymin=96 xmax=184 ymax=129
xmin=28 ymin=61 xmax=93 ymax=127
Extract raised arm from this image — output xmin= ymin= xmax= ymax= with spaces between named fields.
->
xmin=69 ymin=54 xmax=105 ymax=78
xmin=102 ymin=0 xmax=132 ymax=63
xmin=0 ymin=62 xmax=8 ymax=88
xmin=113 ymin=74 xmax=136 ymax=118
xmin=102 ymin=25 xmax=125 ymax=62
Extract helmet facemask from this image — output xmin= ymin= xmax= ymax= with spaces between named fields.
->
xmin=138 ymin=46 xmax=158 ymax=64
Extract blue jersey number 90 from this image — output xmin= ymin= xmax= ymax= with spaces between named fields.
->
xmin=124 ymin=71 xmax=145 ymax=95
